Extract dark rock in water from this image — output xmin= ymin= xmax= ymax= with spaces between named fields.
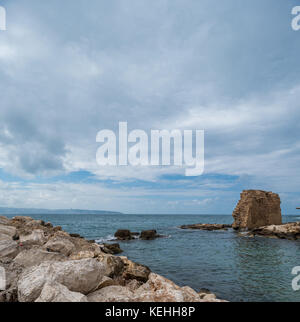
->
xmin=180 ymin=224 xmax=232 ymax=231
xmin=114 ymin=230 xmax=133 ymax=240
xmin=232 ymin=190 xmax=282 ymax=230
xmin=70 ymin=233 xmax=83 ymax=238
xmin=101 ymin=243 xmax=123 ymax=255
xmin=140 ymin=230 xmax=161 ymax=240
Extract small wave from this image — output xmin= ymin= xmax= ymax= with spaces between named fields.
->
xmin=95 ymin=235 xmax=117 ymax=243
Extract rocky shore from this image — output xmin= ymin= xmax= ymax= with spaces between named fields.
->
xmin=0 ymin=216 xmax=226 ymax=302
xmin=180 ymin=224 xmax=232 ymax=231
xmin=232 ymin=190 xmax=300 ymax=240
xmin=179 ymin=190 xmax=300 ymax=241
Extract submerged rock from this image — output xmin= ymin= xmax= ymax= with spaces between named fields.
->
xmin=232 ymin=190 xmax=282 ymax=230
xmin=180 ymin=224 xmax=232 ymax=231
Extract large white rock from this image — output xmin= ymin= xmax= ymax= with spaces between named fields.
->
xmin=88 ymin=286 xmax=134 ymax=302
xmin=35 ymin=282 xmax=87 ymax=302
xmin=44 ymin=236 xmax=75 ymax=256
xmin=132 ymin=273 xmax=201 ymax=302
xmin=14 ymin=247 xmax=66 ymax=268
xmin=19 ymin=230 xmax=46 ymax=246
xmin=18 ymin=258 xmax=107 ymax=302
xmin=0 ymin=216 xmax=11 ymax=225
xmin=0 ymin=225 xmax=17 ymax=241
xmin=0 ymin=240 xmax=19 ymax=259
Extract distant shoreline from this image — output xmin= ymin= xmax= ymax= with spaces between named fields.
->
xmin=0 ymin=207 xmax=123 ymax=215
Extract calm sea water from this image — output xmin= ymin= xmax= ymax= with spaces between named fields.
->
xmin=7 ymin=213 xmax=300 ymax=302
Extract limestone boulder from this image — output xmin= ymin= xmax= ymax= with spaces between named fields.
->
xmin=35 ymin=282 xmax=87 ymax=302
xmin=0 ymin=240 xmax=19 ymax=259
xmin=132 ymin=273 xmax=198 ymax=302
xmin=88 ymin=285 xmax=134 ymax=302
xmin=97 ymin=254 xmax=124 ymax=278
xmin=232 ymin=190 xmax=282 ymax=230
xmin=14 ymin=247 xmax=66 ymax=268
xmin=0 ymin=225 xmax=18 ymax=241
xmin=44 ymin=235 xmax=75 ymax=256
xmin=121 ymin=257 xmax=150 ymax=282
xmin=0 ymin=216 xmax=11 ymax=225
xmin=251 ymin=222 xmax=300 ymax=240
xmin=19 ymin=230 xmax=46 ymax=246
xmin=18 ymin=258 xmax=107 ymax=302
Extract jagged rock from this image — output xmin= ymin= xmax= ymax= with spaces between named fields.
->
xmin=0 ymin=225 xmax=18 ymax=241
xmin=140 ymin=230 xmax=160 ymax=240
xmin=114 ymin=230 xmax=133 ymax=240
xmin=132 ymin=273 xmax=225 ymax=302
xmin=121 ymin=257 xmax=151 ymax=282
xmin=0 ymin=240 xmax=19 ymax=259
xmin=19 ymin=230 xmax=46 ymax=246
xmin=14 ymin=247 xmax=66 ymax=268
xmin=131 ymin=273 xmax=200 ymax=302
xmin=69 ymin=250 xmax=99 ymax=260
xmin=97 ymin=276 xmax=116 ymax=289
xmin=18 ymin=258 xmax=107 ymax=302
xmin=0 ymin=217 xmax=11 ymax=225
xmin=251 ymin=222 xmax=300 ymax=240
xmin=12 ymin=216 xmax=33 ymax=223
xmin=101 ymin=243 xmax=123 ymax=255
xmin=97 ymin=254 xmax=124 ymax=278
xmin=0 ymin=261 xmax=23 ymax=302
xmin=126 ymin=279 xmax=143 ymax=292
xmin=87 ymin=285 xmax=134 ymax=302
xmin=35 ymin=282 xmax=87 ymax=302
xmin=180 ymin=224 xmax=232 ymax=231
xmin=232 ymin=190 xmax=282 ymax=230
xmin=44 ymin=235 xmax=75 ymax=256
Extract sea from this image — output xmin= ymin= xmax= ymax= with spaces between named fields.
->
xmin=6 ymin=213 xmax=300 ymax=302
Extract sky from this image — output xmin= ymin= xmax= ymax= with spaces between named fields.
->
xmin=0 ymin=0 xmax=300 ymax=214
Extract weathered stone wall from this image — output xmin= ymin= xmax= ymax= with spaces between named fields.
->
xmin=232 ymin=190 xmax=282 ymax=230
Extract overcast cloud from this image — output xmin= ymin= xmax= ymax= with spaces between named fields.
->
xmin=0 ymin=0 xmax=299 ymax=214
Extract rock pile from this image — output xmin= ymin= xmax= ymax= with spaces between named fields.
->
xmin=180 ymin=224 xmax=232 ymax=231
xmin=0 ymin=216 xmax=225 ymax=302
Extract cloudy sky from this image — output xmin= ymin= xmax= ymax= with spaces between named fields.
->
xmin=0 ymin=0 xmax=300 ymax=214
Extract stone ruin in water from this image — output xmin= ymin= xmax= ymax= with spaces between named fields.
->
xmin=232 ymin=190 xmax=282 ymax=230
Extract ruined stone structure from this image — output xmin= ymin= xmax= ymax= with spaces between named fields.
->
xmin=232 ymin=190 xmax=282 ymax=230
